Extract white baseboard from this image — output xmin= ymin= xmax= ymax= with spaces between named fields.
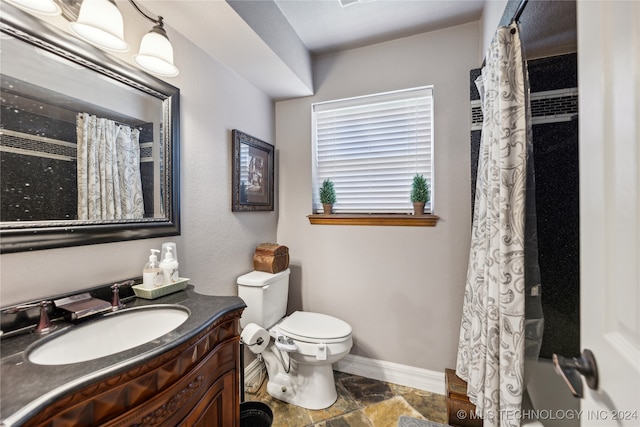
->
xmin=244 ymin=358 xmax=264 ymax=387
xmin=244 ymin=353 xmax=447 ymax=396
xmin=334 ymin=354 xmax=446 ymax=395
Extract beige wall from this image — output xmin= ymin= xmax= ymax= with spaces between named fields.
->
xmin=480 ymin=0 xmax=509 ymax=59
xmin=0 ymin=13 xmax=277 ymax=306
xmin=275 ymin=21 xmax=478 ymax=372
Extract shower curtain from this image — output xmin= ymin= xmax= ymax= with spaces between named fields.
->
xmin=456 ymin=23 xmax=543 ymax=427
xmin=77 ymin=113 xmax=144 ymax=220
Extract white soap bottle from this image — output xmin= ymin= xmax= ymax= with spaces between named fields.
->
xmin=161 ymin=242 xmax=177 ymax=266
xmin=160 ymin=246 xmax=179 ymax=285
xmin=143 ymin=249 xmax=163 ymax=289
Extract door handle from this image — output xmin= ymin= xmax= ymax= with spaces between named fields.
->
xmin=552 ymin=349 xmax=599 ymax=398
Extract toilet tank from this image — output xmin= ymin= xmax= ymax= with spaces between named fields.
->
xmin=237 ymin=268 xmax=290 ymax=329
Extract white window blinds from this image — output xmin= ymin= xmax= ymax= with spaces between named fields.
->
xmin=312 ymin=86 xmax=433 ymax=214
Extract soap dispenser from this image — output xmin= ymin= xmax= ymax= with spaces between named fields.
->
xmin=143 ymin=249 xmax=163 ymax=289
xmin=161 ymin=242 xmax=177 ymax=266
xmin=159 ymin=246 xmax=179 ymax=285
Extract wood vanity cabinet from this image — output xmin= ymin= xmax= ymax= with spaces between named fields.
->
xmin=24 ymin=309 xmax=243 ymax=427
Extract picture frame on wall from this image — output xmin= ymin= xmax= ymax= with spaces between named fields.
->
xmin=232 ymin=129 xmax=274 ymax=212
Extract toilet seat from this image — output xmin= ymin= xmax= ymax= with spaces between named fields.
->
xmin=277 ymin=311 xmax=352 ymax=344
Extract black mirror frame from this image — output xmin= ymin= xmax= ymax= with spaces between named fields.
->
xmin=0 ymin=4 xmax=180 ymax=253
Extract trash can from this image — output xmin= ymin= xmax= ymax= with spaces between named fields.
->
xmin=240 ymin=401 xmax=273 ymax=427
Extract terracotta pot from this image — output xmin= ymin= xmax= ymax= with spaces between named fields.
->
xmin=322 ymin=203 xmax=333 ymax=214
xmin=413 ymin=202 xmax=425 ymax=216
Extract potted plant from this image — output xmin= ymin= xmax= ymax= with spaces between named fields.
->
xmin=319 ymin=179 xmax=337 ymax=214
xmin=410 ymin=174 xmax=430 ymax=216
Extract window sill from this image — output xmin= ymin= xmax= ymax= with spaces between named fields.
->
xmin=307 ymin=214 xmax=439 ymax=226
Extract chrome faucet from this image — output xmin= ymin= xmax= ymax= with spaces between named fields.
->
xmin=4 ymin=300 xmax=56 ymax=335
xmin=111 ymin=280 xmax=134 ymax=311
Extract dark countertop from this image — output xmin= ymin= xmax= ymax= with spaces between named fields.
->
xmin=0 ymin=286 xmax=245 ymax=427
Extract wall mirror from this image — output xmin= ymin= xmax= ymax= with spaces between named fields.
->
xmin=0 ymin=4 xmax=180 ymax=253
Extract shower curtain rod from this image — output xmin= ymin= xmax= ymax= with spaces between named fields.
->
xmin=511 ymin=0 xmax=529 ymax=25
xmin=481 ymin=0 xmax=529 ymax=68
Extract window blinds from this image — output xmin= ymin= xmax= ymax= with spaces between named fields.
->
xmin=312 ymin=87 xmax=433 ymax=214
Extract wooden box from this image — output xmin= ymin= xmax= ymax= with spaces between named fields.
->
xmin=253 ymin=243 xmax=290 ymax=274
xmin=445 ymin=368 xmax=482 ymax=427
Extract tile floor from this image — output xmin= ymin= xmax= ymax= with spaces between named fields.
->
xmin=243 ymin=371 xmax=449 ymax=427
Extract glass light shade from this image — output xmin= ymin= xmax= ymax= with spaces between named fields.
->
xmin=134 ymin=30 xmax=179 ymax=77
xmin=69 ymin=0 xmax=129 ymax=52
xmin=5 ymin=0 xmax=61 ymax=15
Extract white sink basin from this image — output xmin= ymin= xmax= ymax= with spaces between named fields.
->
xmin=28 ymin=306 xmax=189 ymax=365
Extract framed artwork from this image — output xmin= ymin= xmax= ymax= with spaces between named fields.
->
xmin=232 ymin=129 xmax=274 ymax=211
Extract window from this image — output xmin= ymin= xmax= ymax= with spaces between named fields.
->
xmin=312 ymin=86 xmax=433 ymax=215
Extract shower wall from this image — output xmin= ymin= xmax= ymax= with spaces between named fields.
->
xmin=0 ymin=103 xmax=155 ymax=221
xmin=470 ymin=53 xmax=579 ymax=359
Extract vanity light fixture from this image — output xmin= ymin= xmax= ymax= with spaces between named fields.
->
xmin=71 ymin=0 xmax=179 ymax=77
xmin=126 ymin=0 xmax=179 ymax=77
xmin=7 ymin=0 xmax=179 ymax=77
xmin=131 ymin=12 xmax=179 ymax=77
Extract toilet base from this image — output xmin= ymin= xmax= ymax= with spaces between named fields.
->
xmin=262 ymin=348 xmax=338 ymax=410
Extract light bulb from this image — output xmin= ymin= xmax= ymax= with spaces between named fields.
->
xmin=69 ymin=0 xmax=129 ymax=52
xmin=134 ymin=26 xmax=179 ymax=77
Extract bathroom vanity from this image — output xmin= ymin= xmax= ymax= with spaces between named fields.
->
xmin=0 ymin=288 xmax=245 ymax=427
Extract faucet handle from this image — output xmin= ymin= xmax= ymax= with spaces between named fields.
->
xmin=5 ymin=301 xmax=56 ymax=335
xmin=110 ymin=280 xmax=134 ymax=311
xmin=111 ymin=280 xmax=135 ymax=289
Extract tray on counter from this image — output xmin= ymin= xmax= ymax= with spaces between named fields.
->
xmin=132 ymin=278 xmax=190 ymax=299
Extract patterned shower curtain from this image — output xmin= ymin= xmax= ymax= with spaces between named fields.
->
xmin=77 ymin=113 xmax=144 ymax=220
xmin=456 ymin=23 xmax=543 ymax=427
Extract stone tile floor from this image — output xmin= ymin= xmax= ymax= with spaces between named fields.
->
xmin=243 ymin=371 xmax=449 ymax=427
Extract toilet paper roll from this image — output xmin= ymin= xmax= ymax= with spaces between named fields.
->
xmin=241 ymin=323 xmax=270 ymax=354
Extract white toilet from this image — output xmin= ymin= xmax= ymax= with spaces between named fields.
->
xmin=237 ymin=268 xmax=353 ymax=410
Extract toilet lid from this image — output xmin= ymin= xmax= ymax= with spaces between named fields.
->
xmin=278 ymin=311 xmax=352 ymax=342
xmin=237 ymin=269 xmax=290 ymax=286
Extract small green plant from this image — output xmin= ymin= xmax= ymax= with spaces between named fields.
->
xmin=319 ymin=179 xmax=337 ymax=204
xmin=410 ymin=174 xmax=430 ymax=203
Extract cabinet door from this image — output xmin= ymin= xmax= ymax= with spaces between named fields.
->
xmin=181 ymin=370 xmax=238 ymax=427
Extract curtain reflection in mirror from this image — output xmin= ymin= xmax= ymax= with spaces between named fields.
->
xmin=76 ymin=113 xmax=144 ymax=220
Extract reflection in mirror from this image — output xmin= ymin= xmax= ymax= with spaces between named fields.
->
xmin=0 ymin=4 xmax=180 ymax=253
xmin=1 ymin=37 xmax=163 ymax=222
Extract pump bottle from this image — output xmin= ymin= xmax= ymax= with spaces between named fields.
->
xmin=143 ymin=249 xmax=163 ymax=289
xmin=159 ymin=246 xmax=179 ymax=285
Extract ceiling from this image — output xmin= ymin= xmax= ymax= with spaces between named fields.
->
xmin=141 ymin=0 xmax=486 ymax=99
xmin=278 ymin=0 xmax=576 ymax=60
xmin=272 ymin=0 xmax=485 ymax=55
xmin=29 ymin=0 xmax=576 ymax=100
xmin=154 ymin=0 xmax=575 ymax=99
